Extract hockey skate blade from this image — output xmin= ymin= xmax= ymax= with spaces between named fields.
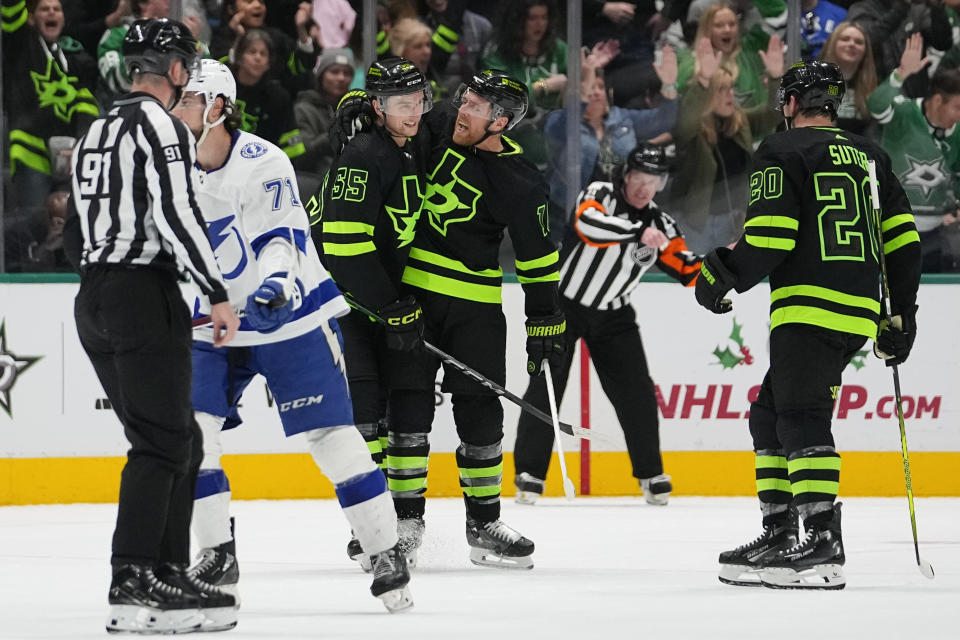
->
xmin=515 ymin=491 xmax=541 ymax=506
xmin=198 ymin=605 xmax=240 ymax=632
xmin=106 ymin=604 xmax=204 ymax=634
xmin=760 ymin=564 xmax=846 ymax=590
xmin=718 ymin=564 xmax=763 ymax=587
xmin=469 ymin=547 xmax=534 ymax=570
xmin=377 ymin=585 xmax=414 ymax=613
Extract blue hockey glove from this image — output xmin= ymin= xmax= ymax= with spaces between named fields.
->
xmin=695 ymin=247 xmax=736 ymax=314
xmin=245 ymin=273 xmax=295 ymax=333
xmin=330 ymin=90 xmax=376 ymax=154
xmin=526 ymin=313 xmax=567 ymax=376
xmin=874 ymin=304 xmax=918 ymax=367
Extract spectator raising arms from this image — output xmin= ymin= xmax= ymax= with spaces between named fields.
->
xmin=669 ymin=34 xmax=783 ymax=254
xmin=2 ymin=0 xmax=99 ymax=213
xmin=818 ymin=21 xmax=877 ymax=136
xmin=542 ymin=41 xmax=680 ymax=247
xmin=230 ymin=29 xmax=306 ymax=161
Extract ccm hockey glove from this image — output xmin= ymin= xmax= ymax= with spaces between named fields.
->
xmin=245 ymin=273 xmax=296 ymax=333
xmin=381 ymin=296 xmax=424 ymax=351
xmin=695 ymin=247 xmax=736 ymax=314
xmin=874 ymin=304 xmax=918 ymax=367
xmin=330 ymin=90 xmax=376 ymax=153
xmin=526 ymin=313 xmax=566 ymax=376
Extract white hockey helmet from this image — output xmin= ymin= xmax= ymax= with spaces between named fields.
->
xmin=184 ymin=59 xmax=237 ymax=144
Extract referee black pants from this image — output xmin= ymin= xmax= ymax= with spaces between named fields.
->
xmin=75 ymin=265 xmax=202 ymax=567
xmin=514 ymin=300 xmax=664 ymax=482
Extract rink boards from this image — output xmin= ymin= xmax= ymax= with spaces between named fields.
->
xmin=0 ymin=276 xmax=957 ymax=504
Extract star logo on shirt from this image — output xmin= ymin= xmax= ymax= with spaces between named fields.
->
xmin=900 ymin=155 xmax=947 ymax=197
xmin=0 ymin=322 xmax=41 ymax=418
xmin=30 ymin=57 xmax=82 ymax=123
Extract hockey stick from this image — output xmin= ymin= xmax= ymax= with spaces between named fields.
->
xmin=543 ymin=361 xmax=576 ymax=500
xmin=343 ymin=294 xmax=598 ymax=441
xmin=867 ymin=160 xmax=935 ymax=580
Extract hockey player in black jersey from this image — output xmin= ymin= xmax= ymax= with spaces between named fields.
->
xmin=696 ymin=61 xmax=922 ymax=590
xmin=333 ymin=69 xmax=565 ymax=569
xmin=513 ymin=143 xmax=702 ymax=507
xmin=310 ymin=57 xmax=430 ymax=570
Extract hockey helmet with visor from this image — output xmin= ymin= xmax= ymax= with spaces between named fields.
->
xmin=180 ymin=59 xmax=237 ymax=144
xmin=452 ymin=69 xmax=529 ymax=130
xmin=365 ymin=57 xmax=433 ymax=116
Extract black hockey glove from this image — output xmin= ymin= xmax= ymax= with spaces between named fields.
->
xmin=525 ymin=313 xmax=567 ymax=377
xmin=381 ymin=296 xmax=424 ymax=351
xmin=330 ymin=90 xmax=376 ymax=154
xmin=874 ymin=304 xmax=918 ymax=367
xmin=695 ymin=247 xmax=736 ymax=314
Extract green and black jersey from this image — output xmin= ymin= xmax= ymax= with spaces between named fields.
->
xmin=312 ymin=127 xmax=426 ymax=310
xmin=402 ymin=106 xmax=561 ymax=317
xmin=1 ymin=0 xmax=99 ymax=177
xmin=726 ymin=126 xmax=922 ymax=338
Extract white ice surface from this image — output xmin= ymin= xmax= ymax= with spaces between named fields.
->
xmin=0 ymin=497 xmax=957 ymax=639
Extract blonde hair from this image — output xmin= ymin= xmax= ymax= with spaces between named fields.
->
xmin=389 ymin=18 xmax=432 ymax=57
xmin=819 ymin=21 xmax=877 ymax=120
xmin=694 ymin=3 xmax=742 ymax=85
xmin=701 ymin=70 xmax=746 ymax=145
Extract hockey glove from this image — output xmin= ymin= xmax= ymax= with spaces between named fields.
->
xmin=695 ymin=247 xmax=736 ymax=314
xmin=526 ymin=313 xmax=567 ymax=377
xmin=330 ymin=90 xmax=376 ymax=154
xmin=245 ymin=273 xmax=296 ymax=333
xmin=874 ymin=304 xmax=918 ymax=367
xmin=381 ymin=296 xmax=424 ymax=351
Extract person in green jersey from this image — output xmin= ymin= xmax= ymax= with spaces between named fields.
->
xmin=696 ymin=61 xmax=921 ymax=590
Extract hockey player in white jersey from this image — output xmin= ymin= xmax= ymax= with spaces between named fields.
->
xmin=173 ymin=60 xmax=412 ymax=614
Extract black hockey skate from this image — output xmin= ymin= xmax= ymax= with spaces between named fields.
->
xmin=347 ymin=536 xmax=372 ymax=573
xmin=188 ymin=539 xmax=239 ymax=601
xmin=466 ymin=517 xmax=535 ymax=570
xmin=369 ymin=544 xmax=414 ymax=613
xmin=760 ymin=502 xmax=846 ymax=590
xmin=158 ymin=562 xmax=239 ymax=631
xmin=640 ymin=474 xmax=673 ymax=506
xmin=718 ymin=519 xmax=799 ymax=586
xmin=106 ymin=563 xmax=204 ymax=634
xmin=514 ymin=472 xmax=545 ymax=505
xmin=397 ymin=517 xmax=425 ymax=569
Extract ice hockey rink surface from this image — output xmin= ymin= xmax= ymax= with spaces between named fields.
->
xmin=1 ymin=496 xmax=957 ymax=639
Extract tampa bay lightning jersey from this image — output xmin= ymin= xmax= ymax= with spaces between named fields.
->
xmin=189 ymin=129 xmax=349 ymax=345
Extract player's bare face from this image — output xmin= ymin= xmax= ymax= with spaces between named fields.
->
xmin=710 ymin=9 xmax=738 ymax=55
xmin=29 ymin=0 xmax=64 ymax=42
xmin=833 ymin=27 xmax=866 ymax=67
xmin=622 ymin=171 xmax=661 ymax=210
xmin=453 ymin=93 xmax=496 ymax=146
xmin=171 ymin=92 xmax=206 ymax=139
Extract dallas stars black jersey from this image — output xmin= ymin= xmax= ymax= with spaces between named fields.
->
xmin=726 ymin=126 xmax=921 ymax=338
xmin=311 ymin=126 xmax=426 ymax=310
xmin=2 ymin=0 xmax=99 ymax=177
xmin=402 ymin=104 xmax=561 ymax=317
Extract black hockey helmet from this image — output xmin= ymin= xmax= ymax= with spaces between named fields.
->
xmin=123 ymin=18 xmax=200 ymax=77
xmin=365 ymin=57 xmax=433 ymax=114
xmin=453 ymin=69 xmax=529 ymax=130
xmin=777 ymin=60 xmax=845 ymax=116
xmin=625 ymin=143 xmax=674 ymax=176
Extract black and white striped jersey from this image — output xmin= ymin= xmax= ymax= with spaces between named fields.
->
xmin=558 ymin=181 xmax=702 ymax=310
xmin=68 ymin=92 xmax=228 ymax=303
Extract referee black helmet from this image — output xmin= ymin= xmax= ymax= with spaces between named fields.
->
xmin=123 ymin=18 xmax=200 ymax=77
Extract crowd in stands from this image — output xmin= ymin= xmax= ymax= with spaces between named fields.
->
xmin=4 ymin=0 xmax=960 ymax=273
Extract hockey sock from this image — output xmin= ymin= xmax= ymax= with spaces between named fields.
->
xmin=787 ymin=446 xmax=841 ymax=523
xmin=458 ymin=441 xmax=503 ymax=523
xmin=386 ymin=431 xmax=430 ymax=515
xmin=755 ymin=448 xmax=791 ymax=526
xmin=356 ymin=422 xmax=386 ymax=471
xmin=306 ymin=425 xmax=398 ymax=555
xmin=192 ymin=412 xmax=234 ymax=550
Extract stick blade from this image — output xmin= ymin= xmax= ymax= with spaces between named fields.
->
xmin=919 ymin=558 xmax=935 ymax=579
xmin=562 ymin=478 xmax=577 ymax=501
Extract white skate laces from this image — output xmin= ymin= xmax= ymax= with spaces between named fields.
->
xmin=484 ymin=520 xmax=522 ymax=543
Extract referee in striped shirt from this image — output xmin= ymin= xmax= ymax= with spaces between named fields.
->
xmin=64 ymin=18 xmax=239 ymax=629
xmin=513 ymin=144 xmax=701 ymax=507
